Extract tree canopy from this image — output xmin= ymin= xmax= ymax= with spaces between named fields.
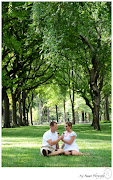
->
xmin=2 ymin=2 xmax=111 ymax=130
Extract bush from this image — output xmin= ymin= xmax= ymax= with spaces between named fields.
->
xmin=100 ymin=120 xmax=111 ymax=123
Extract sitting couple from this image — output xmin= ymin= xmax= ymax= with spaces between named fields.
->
xmin=40 ymin=121 xmax=91 ymax=156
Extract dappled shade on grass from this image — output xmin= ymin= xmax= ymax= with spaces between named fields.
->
xmin=2 ymin=123 xmax=111 ymax=167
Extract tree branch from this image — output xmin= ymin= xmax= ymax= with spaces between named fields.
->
xmin=77 ymin=89 xmax=93 ymax=111
xmin=80 ymin=34 xmax=94 ymax=51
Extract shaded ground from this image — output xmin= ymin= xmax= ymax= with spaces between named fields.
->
xmin=2 ymin=123 xmax=111 ymax=167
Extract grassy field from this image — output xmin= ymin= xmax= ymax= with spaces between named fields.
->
xmin=1 ymin=123 xmax=111 ymax=167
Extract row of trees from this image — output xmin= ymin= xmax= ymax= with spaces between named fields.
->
xmin=2 ymin=2 xmax=56 ymax=127
xmin=2 ymin=82 xmax=110 ymax=127
xmin=26 ymin=85 xmax=110 ymax=125
xmin=2 ymin=2 xmax=111 ymax=130
xmin=25 ymin=85 xmax=93 ymax=125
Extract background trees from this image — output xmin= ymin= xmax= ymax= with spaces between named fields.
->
xmin=2 ymin=2 xmax=57 ymax=127
xmin=2 ymin=2 xmax=111 ymax=130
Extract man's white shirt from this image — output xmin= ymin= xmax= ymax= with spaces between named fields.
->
xmin=42 ymin=129 xmax=58 ymax=149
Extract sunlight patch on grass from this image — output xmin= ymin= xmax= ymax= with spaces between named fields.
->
xmin=2 ymin=143 xmax=41 ymax=148
xmin=2 ymin=123 xmax=111 ymax=167
xmin=2 ymin=137 xmax=42 ymax=148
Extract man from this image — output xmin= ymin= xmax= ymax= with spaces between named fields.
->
xmin=40 ymin=121 xmax=64 ymax=156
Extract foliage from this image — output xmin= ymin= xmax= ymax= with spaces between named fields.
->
xmin=31 ymin=2 xmax=111 ymax=129
xmin=32 ymin=1 xmax=111 ymax=96
xmin=100 ymin=120 xmax=111 ymax=123
xmin=2 ymin=2 xmax=57 ymax=93
xmin=2 ymin=2 xmax=111 ymax=129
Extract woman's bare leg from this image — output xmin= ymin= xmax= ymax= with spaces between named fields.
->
xmin=72 ymin=150 xmax=91 ymax=156
xmin=48 ymin=149 xmax=64 ymax=156
xmin=64 ymin=151 xmax=72 ymax=156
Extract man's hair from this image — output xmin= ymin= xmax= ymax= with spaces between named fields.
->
xmin=50 ymin=121 xmax=57 ymax=127
xmin=66 ymin=121 xmax=72 ymax=128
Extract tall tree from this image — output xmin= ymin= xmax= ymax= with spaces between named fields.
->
xmin=32 ymin=2 xmax=111 ymax=130
xmin=2 ymin=2 xmax=58 ymax=127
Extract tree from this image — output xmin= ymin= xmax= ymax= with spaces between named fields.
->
xmin=2 ymin=2 xmax=34 ymax=126
xmin=2 ymin=2 xmax=58 ymax=127
xmin=32 ymin=2 xmax=111 ymax=130
xmin=2 ymin=2 xmax=111 ymax=129
xmin=2 ymin=88 xmax=10 ymax=128
xmin=101 ymin=71 xmax=111 ymax=121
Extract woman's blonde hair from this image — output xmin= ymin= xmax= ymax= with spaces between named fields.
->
xmin=66 ymin=121 xmax=72 ymax=128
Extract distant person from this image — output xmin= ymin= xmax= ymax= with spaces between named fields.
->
xmin=40 ymin=121 xmax=64 ymax=156
xmin=61 ymin=122 xmax=91 ymax=156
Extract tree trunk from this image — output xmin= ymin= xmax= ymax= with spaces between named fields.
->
xmin=29 ymin=105 xmax=33 ymax=125
xmin=3 ymin=89 xmax=10 ymax=128
xmin=26 ymin=108 xmax=29 ymax=126
xmin=69 ymin=64 xmax=75 ymax=124
xmin=80 ymin=35 xmax=104 ymax=130
xmin=104 ymin=96 xmax=110 ymax=121
xmin=99 ymin=114 xmax=101 ymax=121
xmin=67 ymin=112 xmax=69 ymax=122
xmin=75 ymin=111 xmax=79 ymax=123
xmin=18 ymin=96 xmax=23 ymax=126
xmin=47 ymin=108 xmax=49 ymax=123
xmin=63 ymin=99 xmax=66 ymax=123
xmin=88 ymin=113 xmax=90 ymax=122
xmin=85 ymin=112 xmax=87 ymax=121
xmin=82 ymin=112 xmax=84 ymax=122
xmin=90 ymin=66 xmax=103 ymax=130
xmin=72 ymin=102 xmax=75 ymax=124
xmin=38 ymin=95 xmax=42 ymax=124
xmin=72 ymin=64 xmax=75 ymax=124
xmin=69 ymin=88 xmax=75 ymax=124
xmin=28 ymin=94 xmax=33 ymax=125
xmin=11 ymin=92 xmax=18 ymax=126
xmin=22 ymin=91 xmax=26 ymax=125
xmin=55 ymin=105 xmax=58 ymax=123
xmin=93 ymin=95 xmax=101 ymax=130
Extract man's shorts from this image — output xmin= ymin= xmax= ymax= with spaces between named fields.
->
xmin=40 ymin=146 xmax=56 ymax=156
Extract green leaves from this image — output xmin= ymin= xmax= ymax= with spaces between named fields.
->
xmin=31 ymin=2 xmax=111 ymax=114
xmin=2 ymin=2 xmax=58 ymax=94
xmin=2 ymin=2 xmax=111 ymax=124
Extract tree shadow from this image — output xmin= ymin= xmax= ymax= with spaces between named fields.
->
xmin=2 ymin=146 xmax=111 ymax=167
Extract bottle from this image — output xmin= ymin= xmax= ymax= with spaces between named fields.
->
xmin=57 ymin=132 xmax=60 ymax=137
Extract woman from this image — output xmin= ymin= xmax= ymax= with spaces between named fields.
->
xmin=61 ymin=122 xmax=91 ymax=156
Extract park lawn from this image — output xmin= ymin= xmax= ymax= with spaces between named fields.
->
xmin=1 ymin=123 xmax=111 ymax=167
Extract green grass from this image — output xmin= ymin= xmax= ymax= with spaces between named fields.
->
xmin=1 ymin=123 xmax=111 ymax=167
